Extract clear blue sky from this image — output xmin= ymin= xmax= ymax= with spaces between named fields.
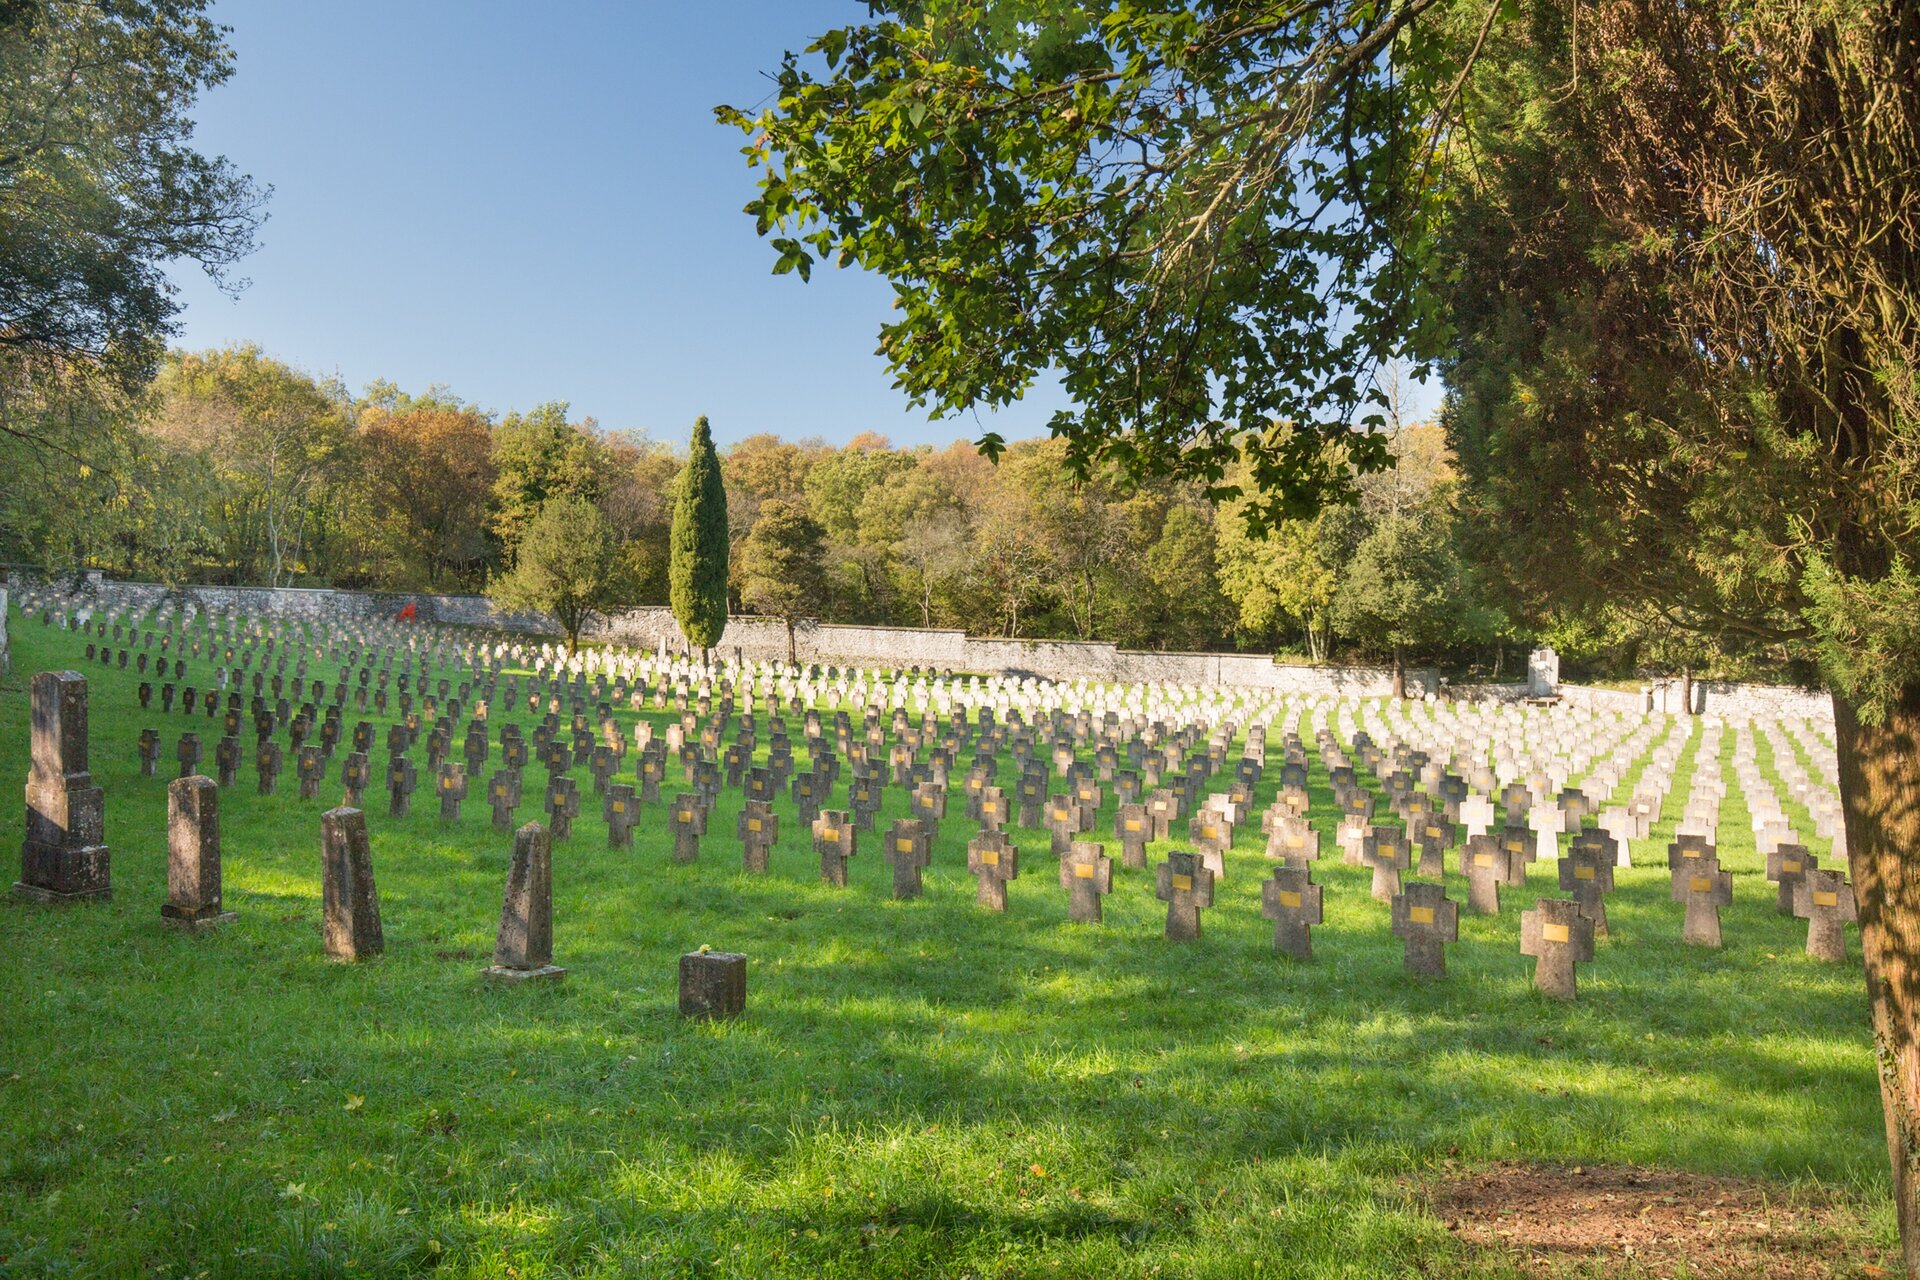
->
xmin=168 ymin=1 xmax=1439 ymax=449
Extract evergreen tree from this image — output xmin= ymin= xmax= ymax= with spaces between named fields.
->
xmin=670 ymin=416 xmax=730 ymax=657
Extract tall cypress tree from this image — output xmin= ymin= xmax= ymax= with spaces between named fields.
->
xmin=670 ymin=415 xmax=729 ymax=657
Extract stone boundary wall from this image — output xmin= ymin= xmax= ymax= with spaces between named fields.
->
xmin=5 ymin=571 xmax=1834 ymax=724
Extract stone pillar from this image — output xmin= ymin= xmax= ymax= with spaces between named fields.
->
xmin=679 ymin=950 xmax=746 ymax=1019
xmin=16 ymin=671 xmax=110 ymax=902
xmin=320 ymin=807 xmax=383 ymax=960
xmin=1527 ymin=647 xmax=1560 ymax=698
xmin=484 ymin=822 xmax=564 ymax=982
xmin=162 ymin=775 xmax=234 ymax=929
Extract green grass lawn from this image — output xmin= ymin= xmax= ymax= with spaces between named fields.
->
xmin=0 ymin=607 xmax=1895 ymax=1278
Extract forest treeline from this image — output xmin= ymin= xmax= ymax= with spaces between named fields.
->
xmin=1 ymin=344 xmax=1528 ymax=673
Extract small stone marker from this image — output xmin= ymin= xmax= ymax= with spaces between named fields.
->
xmin=1391 ymin=881 xmax=1459 ymax=977
xmin=320 ymin=807 xmax=383 ymax=961
xmin=1674 ymin=857 xmax=1733 ymax=948
xmin=886 ymin=818 xmax=931 ymax=899
xmin=1767 ymin=843 xmax=1815 ymax=915
xmin=1794 ymin=867 xmax=1858 ymax=964
xmin=1261 ymin=866 xmax=1321 ymax=959
xmin=1520 ymin=898 xmax=1595 ymax=1000
xmin=967 ymin=830 xmax=1019 ymax=911
xmin=1155 ymin=849 xmax=1214 ymax=941
xmin=257 ymin=741 xmax=283 ymax=795
xmin=1058 ymin=839 xmax=1113 ymax=922
xmin=679 ymin=949 xmax=746 ymax=1019
xmin=17 ymin=671 xmax=110 ymax=902
xmin=484 ymin=822 xmax=564 ymax=982
xmin=813 ymin=809 xmax=856 ymax=886
xmin=162 ymin=775 xmax=235 ymax=930
xmin=387 ymin=755 xmax=416 ymax=817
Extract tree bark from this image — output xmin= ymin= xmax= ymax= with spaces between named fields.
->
xmin=1392 ymin=646 xmax=1406 ymax=699
xmin=1834 ymin=684 xmax=1920 ymax=1280
xmin=1682 ymin=668 xmax=1695 ymax=716
xmin=785 ymin=617 xmax=797 ymax=666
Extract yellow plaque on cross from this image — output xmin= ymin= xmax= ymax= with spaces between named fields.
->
xmin=1287 ymin=834 xmax=1303 ymax=849
xmin=1172 ymin=873 xmax=1193 ymax=891
xmin=1074 ymin=863 xmax=1096 ymax=879
xmin=1574 ymin=865 xmax=1594 ymax=881
xmin=1506 ymin=840 xmax=1525 ymax=853
xmin=1473 ymin=852 xmax=1493 ymax=867
xmin=1125 ymin=819 xmax=1142 ymax=833
xmin=678 ymin=809 xmax=692 ymax=822
xmin=1689 ymin=876 xmax=1712 ymax=893
xmin=982 ymin=850 xmax=999 ymax=866
xmin=1543 ymin=922 xmax=1570 ymax=943
xmin=747 ymin=817 xmax=761 ymax=832
xmin=1278 ymin=890 xmax=1302 ymax=909
xmin=896 ymin=838 xmax=913 ymax=853
xmin=613 ymin=800 xmax=626 ymax=813
xmin=1813 ymin=889 xmax=1840 ymax=908
xmin=1409 ymin=905 xmax=1435 ymax=925
xmin=822 ymin=827 xmax=839 ymax=840
xmin=1783 ymin=858 xmax=1802 ymax=874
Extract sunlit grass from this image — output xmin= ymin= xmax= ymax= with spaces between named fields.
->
xmin=0 ymin=605 xmax=1893 ymax=1278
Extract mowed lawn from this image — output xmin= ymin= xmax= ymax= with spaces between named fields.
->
xmin=0 ymin=608 xmax=1895 ymax=1278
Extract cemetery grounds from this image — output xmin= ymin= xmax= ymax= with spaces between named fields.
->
xmin=0 ymin=600 xmax=1899 ymax=1279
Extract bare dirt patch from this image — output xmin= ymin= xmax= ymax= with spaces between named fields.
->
xmin=1424 ymin=1161 xmax=1893 ymax=1278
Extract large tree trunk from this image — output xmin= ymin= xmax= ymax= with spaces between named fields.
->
xmin=1391 ymin=646 xmax=1406 ymax=699
xmin=1834 ymin=685 xmax=1920 ymax=1279
xmin=1682 ymin=668 xmax=1695 ymax=716
xmin=785 ymin=617 xmax=797 ymax=666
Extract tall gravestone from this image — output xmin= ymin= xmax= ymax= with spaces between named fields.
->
xmin=320 ymin=807 xmax=383 ymax=960
xmin=485 ymin=822 xmax=564 ymax=982
xmin=16 ymin=671 xmax=111 ymax=902
xmin=162 ymin=775 xmax=235 ymax=929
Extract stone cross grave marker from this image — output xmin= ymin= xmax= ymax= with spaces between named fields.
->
xmin=489 ymin=769 xmax=521 ymax=832
xmin=813 ymin=809 xmax=855 ymax=886
xmin=1794 ymin=867 xmax=1858 ymax=964
xmin=1767 ymin=843 xmax=1815 ymax=916
xmin=605 ymin=783 xmax=639 ymax=849
xmin=1558 ymin=844 xmax=1615 ymax=936
xmin=1114 ymin=802 xmax=1151 ymax=869
xmin=1155 ymin=849 xmax=1214 ymax=940
xmin=176 ymin=730 xmax=202 ymax=780
xmin=1461 ymin=833 xmax=1515 ymax=914
xmin=1520 ymin=898 xmax=1594 ymax=999
xmin=137 ymin=727 xmax=160 ymax=777
xmin=438 ymin=763 xmax=468 ymax=821
xmin=1261 ymin=865 xmax=1321 ymax=959
xmin=668 ymin=793 xmax=704 ymax=863
xmin=886 ymin=818 xmax=931 ymax=899
xmin=1673 ymin=856 xmax=1733 ymax=947
xmin=1391 ymin=881 xmax=1459 ymax=977
xmin=1059 ymin=839 xmax=1113 ymax=922
xmin=1361 ymin=827 xmax=1412 ymax=902
xmin=545 ymin=775 xmax=581 ymax=842
xmin=737 ymin=800 xmax=777 ymax=873
xmin=341 ymin=750 xmax=369 ymax=808
xmin=967 ymin=829 xmax=1019 ymax=911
